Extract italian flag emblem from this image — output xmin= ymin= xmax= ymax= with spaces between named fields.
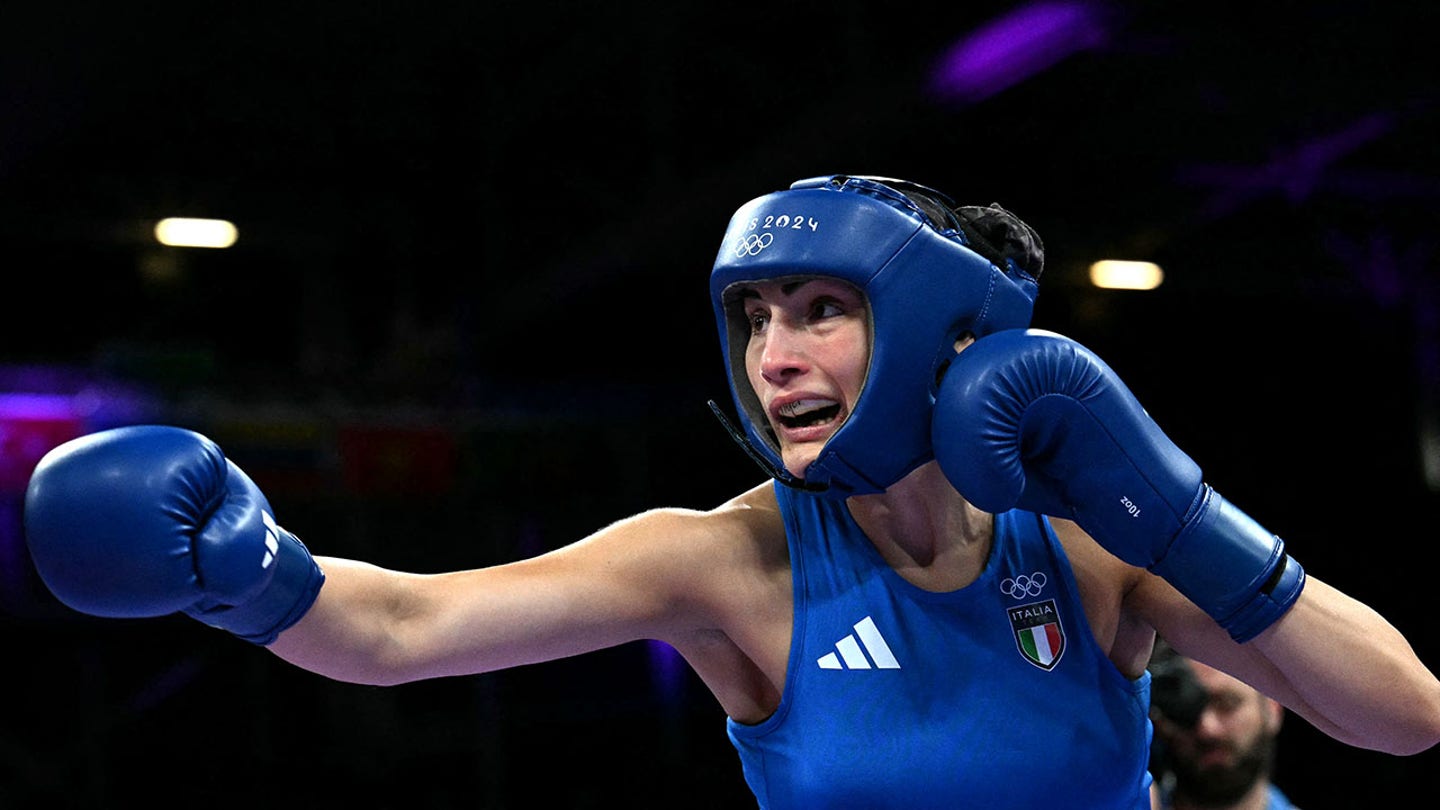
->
xmin=1008 ymin=598 xmax=1065 ymax=671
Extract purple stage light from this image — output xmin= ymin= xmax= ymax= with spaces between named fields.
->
xmin=647 ymin=639 xmax=687 ymax=707
xmin=929 ymin=1 xmax=1110 ymax=104
xmin=0 ymin=371 xmax=160 ymax=616
xmin=0 ymin=393 xmax=85 ymax=494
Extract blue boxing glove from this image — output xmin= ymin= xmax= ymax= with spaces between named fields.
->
xmin=932 ymin=329 xmax=1304 ymax=643
xmin=24 ymin=425 xmax=324 ymax=645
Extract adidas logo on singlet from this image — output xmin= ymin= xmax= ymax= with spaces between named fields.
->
xmin=817 ymin=615 xmax=900 ymax=670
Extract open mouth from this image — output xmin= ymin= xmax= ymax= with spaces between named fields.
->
xmin=776 ymin=398 xmax=841 ymax=429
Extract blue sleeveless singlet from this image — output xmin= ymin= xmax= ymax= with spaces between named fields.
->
xmin=727 ymin=482 xmax=1153 ymax=809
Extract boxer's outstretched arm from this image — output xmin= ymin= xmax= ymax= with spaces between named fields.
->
xmin=25 ymin=424 xmax=723 ymax=687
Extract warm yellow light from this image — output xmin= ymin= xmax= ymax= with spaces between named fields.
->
xmin=1088 ymin=260 xmax=1163 ymax=290
xmin=154 ymin=217 xmax=238 ymax=248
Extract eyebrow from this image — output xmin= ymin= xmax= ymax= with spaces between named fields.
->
xmin=735 ymin=278 xmax=817 ymax=301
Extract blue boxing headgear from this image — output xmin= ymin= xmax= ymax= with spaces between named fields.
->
xmin=708 ymin=175 xmax=1042 ymax=498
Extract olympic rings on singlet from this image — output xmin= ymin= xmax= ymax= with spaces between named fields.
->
xmin=1000 ymin=572 xmax=1047 ymax=599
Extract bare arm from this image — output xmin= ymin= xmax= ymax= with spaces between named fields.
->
xmin=1133 ymin=570 xmax=1440 ymax=755
xmin=266 ymin=503 xmax=748 ymax=686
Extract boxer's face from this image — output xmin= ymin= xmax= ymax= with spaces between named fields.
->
xmin=739 ymin=277 xmax=870 ymax=479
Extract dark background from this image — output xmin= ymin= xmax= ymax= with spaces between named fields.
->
xmin=2 ymin=1 xmax=1437 ymax=806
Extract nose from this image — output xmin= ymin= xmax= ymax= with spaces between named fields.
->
xmin=757 ymin=322 xmax=810 ymax=384
xmin=1191 ymin=705 xmax=1227 ymax=739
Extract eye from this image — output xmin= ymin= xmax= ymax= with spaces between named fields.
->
xmin=810 ymin=298 xmax=846 ymax=321
xmin=1208 ymin=693 xmax=1243 ymax=715
xmin=746 ymin=307 xmax=770 ymax=335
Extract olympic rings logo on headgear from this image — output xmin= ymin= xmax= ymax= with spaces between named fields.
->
xmin=734 ymin=232 xmax=774 ymax=257
xmin=1000 ymin=572 xmax=1047 ymax=599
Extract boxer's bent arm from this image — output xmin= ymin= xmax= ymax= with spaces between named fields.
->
xmin=1134 ymin=571 xmax=1440 ymax=756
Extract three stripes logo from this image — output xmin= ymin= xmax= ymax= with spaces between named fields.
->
xmin=260 ymin=511 xmax=280 ymax=569
xmin=816 ymin=615 xmax=900 ymax=670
